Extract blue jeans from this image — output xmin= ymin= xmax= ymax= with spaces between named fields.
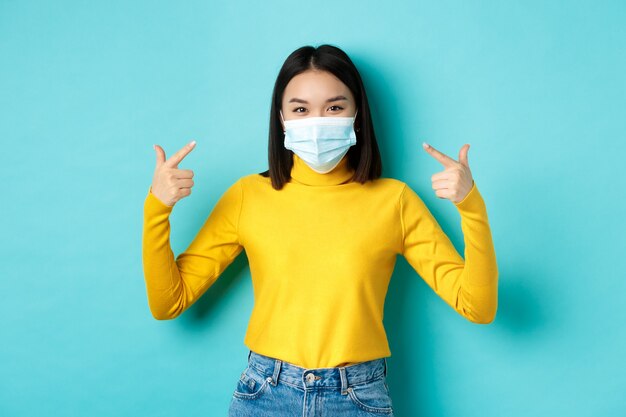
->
xmin=228 ymin=350 xmax=395 ymax=416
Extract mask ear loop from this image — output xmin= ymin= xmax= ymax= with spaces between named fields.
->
xmin=279 ymin=110 xmax=286 ymax=133
xmin=354 ymin=109 xmax=360 ymax=132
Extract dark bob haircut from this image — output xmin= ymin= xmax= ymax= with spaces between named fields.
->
xmin=259 ymin=44 xmax=382 ymax=190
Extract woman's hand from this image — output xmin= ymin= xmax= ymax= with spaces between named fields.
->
xmin=422 ymin=142 xmax=474 ymax=204
xmin=150 ymin=140 xmax=197 ymax=207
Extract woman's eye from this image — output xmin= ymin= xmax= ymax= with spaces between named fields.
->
xmin=293 ymin=107 xmax=307 ymax=113
xmin=328 ymin=105 xmax=344 ymax=112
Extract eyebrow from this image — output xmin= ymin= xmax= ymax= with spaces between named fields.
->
xmin=288 ymin=95 xmax=348 ymax=104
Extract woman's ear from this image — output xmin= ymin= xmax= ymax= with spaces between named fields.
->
xmin=279 ymin=110 xmax=286 ymax=132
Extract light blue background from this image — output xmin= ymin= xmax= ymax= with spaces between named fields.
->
xmin=1 ymin=1 xmax=624 ymax=416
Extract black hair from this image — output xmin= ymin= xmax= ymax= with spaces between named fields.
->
xmin=258 ymin=44 xmax=382 ymax=190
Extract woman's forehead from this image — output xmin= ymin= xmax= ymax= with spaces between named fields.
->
xmin=283 ymin=70 xmax=353 ymax=103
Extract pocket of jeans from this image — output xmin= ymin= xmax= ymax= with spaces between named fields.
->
xmin=347 ymin=376 xmax=394 ymax=414
xmin=232 ymin=365 xmax=271 ymax=400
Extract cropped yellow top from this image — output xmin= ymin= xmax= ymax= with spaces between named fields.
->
xmin=142 ymin=153 xmax=498 ymax=369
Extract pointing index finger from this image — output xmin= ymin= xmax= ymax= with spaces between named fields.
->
xmin=166 ymin=140 xmax=197 ymax=168
xmin=422 ymin=142 xmax=458 ymax=168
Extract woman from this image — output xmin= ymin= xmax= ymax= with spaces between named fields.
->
xmin=142 ymin=44 xmax=498 ymax=416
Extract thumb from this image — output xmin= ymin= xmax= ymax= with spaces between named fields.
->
xmin=154 ymin=144 xmax=166 ymax=167
xmin=458 ymin=144 xmax=470 ymax=167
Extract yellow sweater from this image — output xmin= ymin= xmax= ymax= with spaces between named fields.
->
xmin=142 ymin=153 xmax=498 ymax=369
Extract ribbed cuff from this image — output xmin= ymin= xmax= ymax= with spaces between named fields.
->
xmin=453 ymin=181 xmax=484 ymax=214
xmin=144 ymin=185 xmax=174 ymax=216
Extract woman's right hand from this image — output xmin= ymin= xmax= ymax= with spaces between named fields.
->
xmin=150 ymin=140 xmax=197 ymax=207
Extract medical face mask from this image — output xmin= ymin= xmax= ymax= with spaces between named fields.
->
xmin=281 ymin=110 xmax=358 ymax=174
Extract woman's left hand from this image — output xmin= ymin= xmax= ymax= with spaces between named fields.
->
xmin=422 ymin=142 xmax=474 ymax=204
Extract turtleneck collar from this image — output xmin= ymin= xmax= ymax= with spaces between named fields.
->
xmin=290 ymin=153 xmax=355 ymax=186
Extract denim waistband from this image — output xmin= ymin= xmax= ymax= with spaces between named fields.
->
xmin=246 ymin=350 xmax=388 ymax=393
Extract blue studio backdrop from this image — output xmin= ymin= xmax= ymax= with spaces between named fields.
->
xmin=1 ymin=1 xmax=624 ymax=416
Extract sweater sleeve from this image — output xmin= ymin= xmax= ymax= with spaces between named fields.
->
xmin=399 ymin=181 xmax=498 ymax=324
xmin=141 ymin=179 xmax=244 ymax=320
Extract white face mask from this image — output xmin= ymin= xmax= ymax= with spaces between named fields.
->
xmin=280 ymin=110 xmax=358 ymax=174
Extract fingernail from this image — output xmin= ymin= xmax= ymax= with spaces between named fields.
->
xmin=190 ymin=140 xmax=196 ymax=146
xmin=422 ymin=142 xmax=430 ymax=149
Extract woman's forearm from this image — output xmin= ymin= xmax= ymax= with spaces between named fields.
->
xmin=453 ymin=183 xmax=499 ymax=323
xmin=142 ymin=187 xmax=185 ymax=320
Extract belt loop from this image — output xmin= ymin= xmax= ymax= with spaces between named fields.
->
xmin=271 ymin=358 xmax=282 ymax=386
xmin=339 ymin=366 xmax=349 ymax=395
xmin=383 ymin=357 xmax=387 ymax=377
xmin=247 ymin=350 xmax=252 ymax=362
